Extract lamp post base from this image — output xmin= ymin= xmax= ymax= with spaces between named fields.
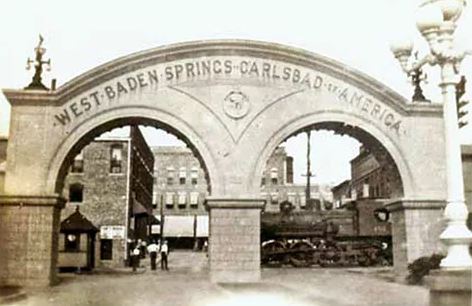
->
xmin=425 ymin=270 xmax=472 ymax=306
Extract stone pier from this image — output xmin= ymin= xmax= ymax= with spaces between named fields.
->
xmin=385 ymin=199 xmax=445 ymax=276
xmin=0 ymin=195 xmax=64 ymax=287
xmin=206 ymin=198 xmax=265 ymax=283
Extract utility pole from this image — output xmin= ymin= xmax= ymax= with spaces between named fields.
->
xmin=301 ymin=130 xmax=316 ymax=210
xmin=160 ymin=194 xmax=164 ymax=245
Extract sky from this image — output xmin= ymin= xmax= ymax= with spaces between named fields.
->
xmin=1 ymin=0 xmax=471 ymax=185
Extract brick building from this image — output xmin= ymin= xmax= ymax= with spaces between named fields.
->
xmin=59 ymin=126 xmax=154 ymax=268
xmin=153 ymin=146 xmax=209 ymax=216
xmin=260 ymin=147 xmax=333 ymax=212
xmin=330 ymin=145 xmax=412 ymax=238
xmin=152 ymin=146 xmax=209 ymax=248
xmin=153 ymin=146 xmax=333 ymax=248
xmin=332 ymin=145 xmax=403 ymax=208
xmin=331 ymin=180 xmax=352 ymax=209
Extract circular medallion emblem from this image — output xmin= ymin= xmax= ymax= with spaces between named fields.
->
xmin=223 ymin=91 xmax=250 ymax=119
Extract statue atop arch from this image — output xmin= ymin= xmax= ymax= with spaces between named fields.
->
xmin=25 ymin=34 xmax=51 ymax=90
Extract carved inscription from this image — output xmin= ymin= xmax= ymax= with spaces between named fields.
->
xmin=53 ymin=57 xmax=403 ymax=135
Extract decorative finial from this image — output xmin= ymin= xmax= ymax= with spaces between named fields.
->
xmin=410 ymin=51 xmax=429 ymax=102
xmin=25 ymin=34 xmax=51 ymax=90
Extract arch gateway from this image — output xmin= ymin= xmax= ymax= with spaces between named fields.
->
xmin=0 ymin=40 xmax=447 ymax=286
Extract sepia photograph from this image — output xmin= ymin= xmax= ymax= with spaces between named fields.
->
xmin=0 ymin=1 xmax=471 ymax=305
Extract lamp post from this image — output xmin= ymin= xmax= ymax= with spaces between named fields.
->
xmin=390 ymin=0 xmax=472 ymax=270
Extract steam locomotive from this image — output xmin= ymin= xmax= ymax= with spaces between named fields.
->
xmin=261 ymin=199 xmax=392 ymax=267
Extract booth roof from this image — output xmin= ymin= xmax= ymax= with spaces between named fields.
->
xmin=61 ymin=207 xmax=98 ymax=233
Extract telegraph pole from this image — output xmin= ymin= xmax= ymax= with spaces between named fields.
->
xmin=160 ymin=194 xmax=164 ymax=245
xmin=301 ymin=130 xmax=316 ymax=209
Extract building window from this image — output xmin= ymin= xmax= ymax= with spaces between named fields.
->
xmin=152 ymin=191 xmax=159 ymax=209
xmin=190 ymin=192 xmax=199 ymax=208
xmin=100 ymin=239 xmax=113 ymax=260
xmin=165 ymin=192 xmax=174 ymax=208
xmin=288 ymin=193 xmax=297 ymax=205
xmin=71 ymin=151 xmax=84 ymax=173
xmin=362 ymin=183 xmax=370 ymax=198
xmin=270 ymin=192 xmax=278 ymax=205
xmin=260 ymin=192 xmax=268 ymax=205
xmin=178 ymin=192 xmax=187 ymax=209
xmin=167 ymin=167 xmax=175 ymax=186
xmin=191 ymin=168 xmax=198 ymax=185
xmin=69 ymin=183 xmax=84 ymax=203
xmin=179 ymin=167 xmax=186 ymax=185
xmin=65 ymin=233 xmax=80 ymax=252
xmin=270 ymin=168 xmax=278 ymax=185
xmin=299 ymin=193 xmax=306 ymax=209
xmin=110 ymin=145 xmax=123 ymax=173
xmin=153 ymin=167 xmax=158 ymax=184
xmin=351 ymin=189 xmax=358 ymax=200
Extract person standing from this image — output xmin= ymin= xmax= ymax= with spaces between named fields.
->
xmin=160 ymin=240 xmax=169 ymax=271
xmin=131 ymin=245 xmax=141 ymax=272
xmin=140 ymin=240 xmax=147 ymax=259
xmin=147 ymin=240 xmax=158 ymax=271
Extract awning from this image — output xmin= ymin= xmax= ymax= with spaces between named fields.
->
xmin=163 ymin=215 xmax=195 ymax=237
xmin=133 ymin=199 xmax=150 ymax=215
xmin=149 ymin=214 xmax=160 ymax=224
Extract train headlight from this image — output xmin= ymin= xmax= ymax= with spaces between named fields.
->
xmin=374 ymin=208 xmax=390 ymax=222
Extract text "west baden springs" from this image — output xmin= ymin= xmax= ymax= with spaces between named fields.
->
xmin=53 ymin=58 xmax=402 ymax=135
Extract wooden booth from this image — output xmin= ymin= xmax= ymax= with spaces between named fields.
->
xmin=58 ymin=207 xmax=98 ymax=271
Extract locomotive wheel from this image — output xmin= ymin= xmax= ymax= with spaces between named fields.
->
xmin=357 ymin=254 xmax=372 ymax=267
xmin=289 ymin=241 xmax=314 ymax=268
xmin=378 ymin=257 xmax=391 ymax=266
xmin=262 ymin=241 xmax=286 ymax=266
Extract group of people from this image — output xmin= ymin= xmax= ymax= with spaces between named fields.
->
xmin=131 ymin=239 xmax=169 ymax=272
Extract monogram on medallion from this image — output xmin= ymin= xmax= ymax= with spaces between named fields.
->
xmin=223 ymin=90 xmax=250 ymax=119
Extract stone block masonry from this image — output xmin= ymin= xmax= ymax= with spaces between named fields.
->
xmin=385 ymin=199 xmax=445 ymax=276
xmin=206 ymin=199 xmax=265 ymax=283
xmin=0 ymin=195 xmax=64 ymax=287
xmin=1 ymin=40 xmax=450 ymax=286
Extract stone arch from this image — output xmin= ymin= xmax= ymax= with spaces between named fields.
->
xmin=249 ymin=110 xmax=414 ymax=198
xmin=46 ymin=105 xmax=221 ymax=196
xmin=1 ymin=39 xmax=446 ymax=286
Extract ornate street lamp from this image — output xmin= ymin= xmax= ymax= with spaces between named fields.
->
xmin=390 ymin=0 xmax=472 ymax=270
